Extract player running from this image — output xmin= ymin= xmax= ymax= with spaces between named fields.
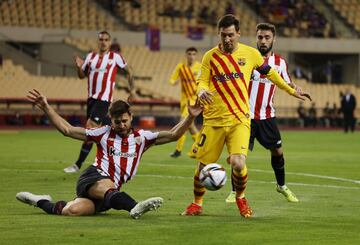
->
xmin=225 ymin=23 xmax=307 ymax=203
xmin=181 ymin=15 xmax=311 ymax=218
xmin=169 ymin=47 xmax=201 ymax=158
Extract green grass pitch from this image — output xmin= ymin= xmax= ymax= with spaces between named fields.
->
xmin=0 ymin=130 xmax=359 ymax=244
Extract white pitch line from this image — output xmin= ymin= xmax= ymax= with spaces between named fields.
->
xmin=136 ymin=174 xmax=360 ymax=190
xmin=10 ymin=161 xmax=360 ymax=186
xmin=251 ymin=168 xmax=360 ymax=185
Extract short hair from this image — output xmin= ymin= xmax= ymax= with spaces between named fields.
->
xmin=256 ymin=23 xmax=276 ymax=36
xmin=98 ymin=30 xmax=111 ymax=38
xmin=109 ymin=100 xmax=131 ymax=117
xmin=186 ymin=47 xmax=198 ymax=53
xmin=217 ymin=14 xmax=240 ymax=32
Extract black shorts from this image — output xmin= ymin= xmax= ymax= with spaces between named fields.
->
xmin=249 ymin=118 xmax=282 ymax=151
xmin=76 ymin=165 xmax=111 ymax=213
xmin=87 ymin=98 xmax=111 ymax=125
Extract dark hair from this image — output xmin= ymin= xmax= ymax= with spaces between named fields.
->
xmin=109 ymin=100 xmax=131 ymax=117
xmin=256 ymin=23 xmax=276 ymax=36
xmin=98 ymin=30 xmax=111 ymax=38
xmin=186 ymin=47 xmax=198 ymax=53
xmin=218 ymin=14 xmax=240 ymax=32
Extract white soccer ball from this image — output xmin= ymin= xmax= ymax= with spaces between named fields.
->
xmin=199 ymin=163 xmax=227 ymax=191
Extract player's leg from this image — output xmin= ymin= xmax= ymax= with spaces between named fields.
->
xmin=271 ymin=147 xmax=299 ymax=202
xmin=226 ymin=122 xmax=253 ymax=218
xmin=16 ymin=191 xmax=70 ymax=215
xmin=257 ymin=118 xmax=299 ymax=202
xmin=88 ymin=178 xmax=162 ymax=219
xmin=171 ymin=103 xmax=189 ymax=157
xmin=188 ymin=122 xmax=199 ymax=141
xmin=182 ymin=126 xmax=225 ymax=216
xmin=226 ymin=120 xmax=257 ymax=203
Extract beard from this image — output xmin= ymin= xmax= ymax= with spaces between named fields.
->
xmin=257 ymin=43 xmax=273 ymax=56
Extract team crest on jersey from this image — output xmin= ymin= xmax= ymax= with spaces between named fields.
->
xmin=238 ymin=58 xmax=246 ymax=66
xmin=108 ymin=59 xmax=114 ymax=65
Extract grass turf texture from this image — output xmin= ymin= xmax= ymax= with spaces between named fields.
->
xmin=0 ymin=130 xmax=359 ymax=244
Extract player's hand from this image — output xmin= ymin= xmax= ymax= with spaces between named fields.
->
xmin=292 ymin=91 xmax=312 ymax=101
xmin=188 ymin=99 xmax=203 ymax=117
xmin=73 ymin=53 xmax=84 ymax=68
xmin=198 ymin=90 xmax=213 ymax=105
xmin=27 ymin=89 xmax=49 ymax=111
xmin=294 ymin=85 xmax=303 ymax=93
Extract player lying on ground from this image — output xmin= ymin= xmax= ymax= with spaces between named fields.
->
xmin=16 ymin=89 xmax=202 ymax=219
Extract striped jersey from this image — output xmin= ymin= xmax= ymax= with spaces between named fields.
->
xmin=249 ymin=52 xmax=292 ymax=120
xmin=82 ymin=51 xmax=127 ymax=102
xmin=86 ymin=125 xmax=159 ymax=189
xmin=197 ymin=43 xmax=295 ymax=127
xmin=169 ymin=61 xmax=201 ymax=103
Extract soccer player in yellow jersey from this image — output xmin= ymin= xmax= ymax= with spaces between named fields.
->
xmin=181 ymin=15 xmax=311 ymax=218
xmin=169 ymin=47 xmax=201 ymax=158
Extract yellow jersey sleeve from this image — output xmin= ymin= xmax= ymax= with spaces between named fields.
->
xmin=196 ymin=52 xmax=212 ymax=94
xmin=169 ymin=63 xmax=181 ymax=85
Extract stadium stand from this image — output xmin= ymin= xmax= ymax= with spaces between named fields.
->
xmin=244 ymin=0 xmax=336 ymax=38
xmin=0 ymin=0 xmax=123 ymax=31
xmin=102 ymin=0 xmax=258 ymax=36
xmin=328 ymin=0 xmax=360 ymax=33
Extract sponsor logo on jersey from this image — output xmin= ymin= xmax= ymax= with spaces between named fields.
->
xmin=109 ymin=146 xmax=137 ymax=157
xmin=213 ymin=72 xmax=244 ymax=83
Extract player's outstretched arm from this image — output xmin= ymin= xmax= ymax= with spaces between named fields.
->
xmin=266 ymin=67 xmax=312 ymax=101
xmin=154 ymin=100 xmax=203 ymax=145
xmin=27 ymin=89 xmax=87 ymax=141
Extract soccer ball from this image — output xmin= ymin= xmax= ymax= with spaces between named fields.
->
xmin=199 ymin=163 xmax=227 ymax=191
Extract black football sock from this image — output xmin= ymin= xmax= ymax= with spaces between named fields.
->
xmin=37 ymin=200 xmax=67 ymax=215
xmin=104 ymin=189 xmax=137 ymax=211
xmin=271 ymin=154 xmax=285 ymax=186
xmin=75 ymin=142 xmax=93 ymax=168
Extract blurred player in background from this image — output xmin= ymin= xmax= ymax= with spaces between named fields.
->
xmin=169 ymin=47 xmax=201 ymax=158
xmin=182 ymin=15 xmax=311 ymax=218
xmin=226 ymin=23 xmax=305 ymax=204
xmin=17 ymin=89 xmax=202 ymax=218
xmin=64 ymin=31 xmax=136 ymax=173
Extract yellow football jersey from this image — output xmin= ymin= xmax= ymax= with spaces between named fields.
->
xmin=169 ymin=61 xmax=201 ymax=103
xmin=197 ymin=43 xmax=295 ymax=126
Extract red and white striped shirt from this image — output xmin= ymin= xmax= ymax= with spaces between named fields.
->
xmin=86 ymin=126 xmax=159 ymax=189
xmin=249 ymin=52 xmax=292 ymax=120
xmin=82 ymin=51 xmax=127 ymax=102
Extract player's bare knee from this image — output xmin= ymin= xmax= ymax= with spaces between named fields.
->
xmin=229 ymin=154 xmax=246 ymax=170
